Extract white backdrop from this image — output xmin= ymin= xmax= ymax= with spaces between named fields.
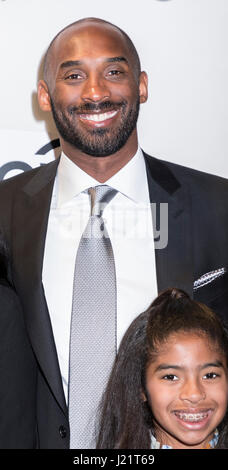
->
xmin=0 ymin=0 xmax=227 ymax=179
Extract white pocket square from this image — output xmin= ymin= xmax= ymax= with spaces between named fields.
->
xmin=193 ymin=268 xmax=226 ymax=290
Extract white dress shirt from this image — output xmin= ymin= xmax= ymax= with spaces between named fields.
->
xmin=42 ymin=147 xmax=158 ymax=402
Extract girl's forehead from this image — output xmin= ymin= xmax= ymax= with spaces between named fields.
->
xmin=150 ymin=331 xmax=226 ymax=367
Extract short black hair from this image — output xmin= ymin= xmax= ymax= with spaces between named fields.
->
xmin=43 ymin=17 xmax=141 ymax=85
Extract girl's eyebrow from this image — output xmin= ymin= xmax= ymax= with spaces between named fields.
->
xmin=155 ymin=360 xmax=224 ymax=372
xmin=200 ymin=361 xmax=224 ymax=370
xmin=155 ymin=364 xmax=182 ymax=372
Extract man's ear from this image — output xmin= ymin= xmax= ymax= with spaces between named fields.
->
xmin=139 ymin=71 xmax=148 ymax=104
xmin=37 ymin=80 xmax=52 ymax=112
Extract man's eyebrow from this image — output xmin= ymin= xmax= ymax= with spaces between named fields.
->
xmin=59 ymin=56 xmax=128 ymax=70
xmin=105 ymin=56 xmax=128 ymax=64
xmin=60 ymin=60 xmax=83 ymax=69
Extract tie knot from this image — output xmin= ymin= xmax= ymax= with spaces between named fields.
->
xmin=89 ymin=185 xmax=117 ymax=216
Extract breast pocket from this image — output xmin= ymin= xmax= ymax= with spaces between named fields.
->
xmin=194 ymin=271 xmax=228 ymax=324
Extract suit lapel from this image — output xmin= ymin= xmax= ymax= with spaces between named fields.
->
xmin=10 ymin=151 xmax=194 ymax=416
xmin=144 ymin=152 xmax=194 ymax=297
xmin=11 ymin=158 xmax=67 ymax=416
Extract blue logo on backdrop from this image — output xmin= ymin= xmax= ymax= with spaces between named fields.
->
xmin=0 ymin=139 xmax=60 ymax=181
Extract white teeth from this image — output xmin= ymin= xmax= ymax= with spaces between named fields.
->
xmin=80 ymin=110 xmax=118 ymax=122
xmin=175 ymin=412 xmax=209 ymax=422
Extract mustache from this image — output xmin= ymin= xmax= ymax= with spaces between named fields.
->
xmin=68 ymin=100 xmax=127 ymax=114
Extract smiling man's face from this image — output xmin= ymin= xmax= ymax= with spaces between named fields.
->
xmin=38 ymin=21 xmax=148 ymax=157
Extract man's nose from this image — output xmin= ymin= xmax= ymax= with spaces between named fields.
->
xmin=179 ymin=377 xmax=206 ymax=404
xmin=81 ymin=74 xmax=111 ymax=103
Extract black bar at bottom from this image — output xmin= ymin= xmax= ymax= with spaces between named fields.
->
xmin=0 ymin=449 xmax=225 ymax=467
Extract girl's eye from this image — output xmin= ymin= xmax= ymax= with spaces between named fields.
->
xmin=163 ymin=374 xmax=179 ymax=381
xmin=203 ymin=372 xmax=220 ymax=380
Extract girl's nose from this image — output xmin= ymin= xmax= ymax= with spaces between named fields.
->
xmin=179 ymin=377 xmax=206 ymax=404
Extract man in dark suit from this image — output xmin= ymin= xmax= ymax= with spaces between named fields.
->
xmin=0 ymin=17 xmax=228 ymax=448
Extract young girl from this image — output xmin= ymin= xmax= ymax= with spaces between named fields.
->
xmin=96 ymin=288 xmax=228 ymax=449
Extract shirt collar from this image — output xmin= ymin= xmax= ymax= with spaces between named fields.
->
xmin=56 ymin=147 xmax=149 ymax=208
xmin=150 ymin=429 xmax=219 ymax=449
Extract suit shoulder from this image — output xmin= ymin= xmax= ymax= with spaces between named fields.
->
xmin=144 ymin=152 xmax=228 ymax=194
xmin=165 ymin=159 xmax=228 ymax=186
xmin=0 ymin=166 xmax=40 ymax=192
xmin=0 ymin=159 xmax=58 ymax=196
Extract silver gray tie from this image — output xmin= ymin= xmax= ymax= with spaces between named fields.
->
xmin=68 ymin=185 xmax=117 ymax=448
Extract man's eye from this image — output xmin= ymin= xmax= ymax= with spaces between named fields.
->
xmin=65 ymin=73 xmax=82 ymax=80
xmin=108 ymin=70 xmax=123 ymax=76
xmin=163 ymin=374 xmax=178 ymax=381
xmin=203 ymin=372 xmax=220 ymax=380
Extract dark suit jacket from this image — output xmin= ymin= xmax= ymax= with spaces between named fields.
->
xmin=0 ymin=281 xmax=37 ymax=448
xmin=0 ymin=151 xmax=228 ymax=448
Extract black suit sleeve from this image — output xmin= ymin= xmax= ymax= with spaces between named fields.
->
xmin=0 ymin=283 xmax=37 ymax=449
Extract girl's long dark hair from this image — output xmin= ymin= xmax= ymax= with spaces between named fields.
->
xmin=96 ymin=288 xmax=228 ymax=449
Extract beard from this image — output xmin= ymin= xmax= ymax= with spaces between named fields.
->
xmin=50 ymin=97 xmax=140 ymax=157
